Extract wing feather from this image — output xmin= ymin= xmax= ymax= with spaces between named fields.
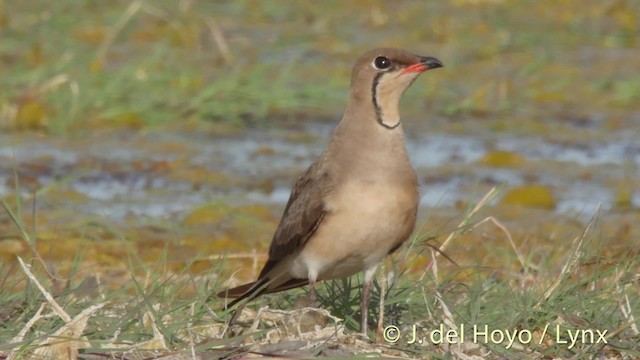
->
xmin=258 ymin=162 xmax=332 ymax=278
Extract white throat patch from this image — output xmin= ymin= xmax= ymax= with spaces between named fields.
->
xmin=373 ymin=72 xmax=418 ymax=129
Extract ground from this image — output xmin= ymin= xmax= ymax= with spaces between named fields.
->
xmin=1 ymin=1 xmax=639 ymax=359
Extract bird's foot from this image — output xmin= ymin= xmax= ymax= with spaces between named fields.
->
xmin=353 ymin=331 xmax=371 ymax=341
xmin=294 ymin=295 xmax=317 ymax=309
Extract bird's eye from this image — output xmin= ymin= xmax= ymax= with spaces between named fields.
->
xmin=372 ymin=56 xmax=391 ymax=70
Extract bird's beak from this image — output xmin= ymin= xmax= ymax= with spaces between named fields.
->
xmin=403 ymin=56 xmax=444 ymax=74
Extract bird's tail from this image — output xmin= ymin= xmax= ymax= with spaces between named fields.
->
xmin=216 ymin=282 xmax=258 ymax=298
xmin=216 ymin=277 xmax=310 ymax=309
xmin=216 ymin=277 xmax=269 ymax=310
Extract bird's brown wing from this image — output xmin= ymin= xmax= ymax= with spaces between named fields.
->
xmin=217 ymin=162 xmax=333 ymax=308
xmin=216 ymin=162 xmax=331 ymax=304
xmin=257 ymin=161 xmax=331 ymax=278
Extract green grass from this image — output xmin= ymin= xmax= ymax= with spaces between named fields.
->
xmin=1 ymin=0 xmax=639 ymax=133
xmin=2 ymin=182 xmax=639 ymax=359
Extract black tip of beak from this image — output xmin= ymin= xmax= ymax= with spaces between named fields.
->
xmin=420 ymin=56 xmax=444 ymax=70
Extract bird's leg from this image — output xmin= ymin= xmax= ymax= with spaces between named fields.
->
xmin=308 ymin=279 xmax=317 ymax=304
xmin=360 ymin=279 xmax=372 ymax=335
xmin=294 ymin=278 xmax=318 ymax=309
xmin=361 ymin=265 xmax=378 ymax=336
xmin=229 ymin=303 xmax=245 ymax=326
xmin=224 ymin=302 xmax=247 ymax=338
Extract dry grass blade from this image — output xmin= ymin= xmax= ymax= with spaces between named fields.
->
xmin=205 ymin=17 xmax=234 ymax=65
xmin=140 ymin=304 xmax=169 ymax=350
xmin=7 ymin=302 xmax=47 ymax=350
xmin=469 ymin=216 xmax=524 ymax=271
xmin=615 ymin=268 xmax=640 ymax=336
xmin=33 ymin=303 xmax=106 ymax=360
xmin=17 ymin=256 xmax=71 ymax=323
xmin=539 ymin=206 xmax=600 ymax=305
xmin=204 ymin=253 xmax=268 ymax=261
xmin=420 ymin=186 xmax=500 ymax=281
xmin=438 ymin=186 xmax=500 ymax=253
xmin=34 ymin=74 xmax=72 ymax=96
xmin=94 ymin=0 xmax=143 ymax=68
xmin=429 ymin=246 xmax=456 ymax=350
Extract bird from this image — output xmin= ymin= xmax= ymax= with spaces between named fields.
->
xmin=217 ymin=48 xmax=443 ymax=335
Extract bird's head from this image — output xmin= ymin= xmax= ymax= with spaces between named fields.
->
xmin=349 ymin=48 xmax=443 ymax=129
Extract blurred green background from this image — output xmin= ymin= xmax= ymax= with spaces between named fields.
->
xmin=1 ymin=0 xmax=638 ymax=133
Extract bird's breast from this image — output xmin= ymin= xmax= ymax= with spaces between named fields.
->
xmin=291 ymin=179 xmax=418 ymax=280
xmin=327 ymin=179 xmax=418 ymax=220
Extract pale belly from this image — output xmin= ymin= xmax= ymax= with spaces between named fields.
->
xmin=289 ymin=181 xmax=418 ymax=281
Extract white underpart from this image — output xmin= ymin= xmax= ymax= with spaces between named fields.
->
xmin=364 ymin=264 xmax=378 ymax=283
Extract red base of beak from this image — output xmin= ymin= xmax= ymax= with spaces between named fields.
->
xmin=402 ymin=63 xmax=429 ymax=74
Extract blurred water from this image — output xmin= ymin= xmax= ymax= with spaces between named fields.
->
xmin=1 ymin=123 xmax=638 ymax=219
